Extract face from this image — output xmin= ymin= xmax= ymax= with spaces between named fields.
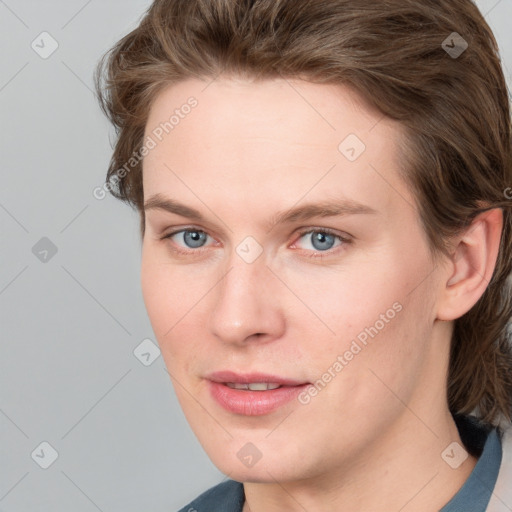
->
xmin=140 ymin=77 xmax=447 ymax=483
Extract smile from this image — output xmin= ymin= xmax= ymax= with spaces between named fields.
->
xmin=206 ymin=371 xmax=311 ymax=415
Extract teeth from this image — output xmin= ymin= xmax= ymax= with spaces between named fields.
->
xmin=227 ymin=383 xmax=249 ymax=390
xmin=249 ymin=382 xmax=281 ymax=391
xmin=225 ymin=382 xmax=282 ymax=391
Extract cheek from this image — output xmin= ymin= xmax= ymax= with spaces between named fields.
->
xmin=281 ymin=261 xmax=404 ymax=346
xmin=140 ymin=250 xmax=215 ymax=372
xmin=287 ymin=246 xmax=435 ymax=379
xmin=140 ymin=250 xmax=189 ymax=354
xmin=326 ymin=274 xmax=436 ymax=421
xmin=141 ymin=245 xmax=196 ymax=329
xmin=141 ymin=257 xmax=172 ymax=337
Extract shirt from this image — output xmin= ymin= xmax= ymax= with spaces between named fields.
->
xmin=177 ymin=414 xmax=504 ymax=512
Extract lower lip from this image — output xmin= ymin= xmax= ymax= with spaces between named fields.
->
xmin=208 ymin=381 xmax=310 ymax=416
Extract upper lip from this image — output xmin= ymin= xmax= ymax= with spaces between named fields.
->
xmin=206 ymin=370 xmax=309 ymax=386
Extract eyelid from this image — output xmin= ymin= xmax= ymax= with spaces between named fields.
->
xmin=160 ymin=226 xmax=210 ymax=240
xmin=293 ymin=226 xmax=351 ymax=241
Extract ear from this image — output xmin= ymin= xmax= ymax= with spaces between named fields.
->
xmin=436 ymin=208 xmax=503 ymax=321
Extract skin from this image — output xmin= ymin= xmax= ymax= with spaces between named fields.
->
xmin=140 ymin=77 xmax=503 ymax=512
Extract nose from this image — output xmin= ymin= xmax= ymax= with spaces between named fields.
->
xmin=208 ymin=255 xmax=286 ymax=347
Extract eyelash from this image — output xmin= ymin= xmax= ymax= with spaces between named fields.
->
xmin=160 ymin=227 xmax=352 ymax=258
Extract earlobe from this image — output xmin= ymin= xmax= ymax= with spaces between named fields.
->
xmin=437 ymin=208 xmax=503 ymax=321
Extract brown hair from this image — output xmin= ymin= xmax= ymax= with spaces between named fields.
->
xmin=95 ymin=0 xmax=512 ymax=426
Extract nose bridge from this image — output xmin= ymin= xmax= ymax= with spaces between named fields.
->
xmin=209 ymin=248 xmax=284 ymax=344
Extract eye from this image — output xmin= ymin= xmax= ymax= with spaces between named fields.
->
xmin=163 ymin=229 xmax=214 ymax=249
xmin=293 ymin=229 xmax=349 ymax=253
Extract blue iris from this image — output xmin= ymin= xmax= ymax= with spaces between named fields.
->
xmin=310 ymin=232 xmax=336 ymax=251
xmin=182 ymin=230 xmax=208 ymax=248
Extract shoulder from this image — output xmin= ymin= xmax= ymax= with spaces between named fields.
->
xmin=486 ymin=419 xmax=512 ymax=512
xmin=177 ymin=479 xmax=245 ymax=512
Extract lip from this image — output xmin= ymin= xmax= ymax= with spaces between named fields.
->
xmin=205 ymin=370 xmax=311 ymax=416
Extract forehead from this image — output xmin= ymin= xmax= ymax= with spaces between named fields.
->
xmin=145 ymin=77 xmax=389 ymax=147
xmin=142 ymin=77 xmax=415 ymax=223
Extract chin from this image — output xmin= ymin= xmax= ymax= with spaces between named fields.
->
xmin=204 ymin=441 xmax=312 ymax=484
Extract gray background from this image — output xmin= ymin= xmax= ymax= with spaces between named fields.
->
xmin=1 ymin=1 xmax=511 ymax=510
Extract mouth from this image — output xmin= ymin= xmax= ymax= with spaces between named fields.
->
xmin=205 ymin=371 xmax=311 ymax=415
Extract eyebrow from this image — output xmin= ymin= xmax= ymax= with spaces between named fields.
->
xmin=143 ymin=193 xmax=377 ymax=228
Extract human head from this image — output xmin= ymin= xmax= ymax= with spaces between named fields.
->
xmin=95 ymin=0 xmax=512 ymax=434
